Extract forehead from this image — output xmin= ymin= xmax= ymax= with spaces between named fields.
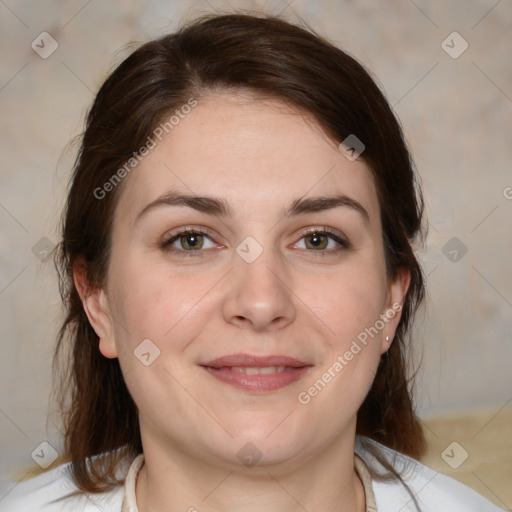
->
xmin=114 ymin=91 xmax=380 ymax=227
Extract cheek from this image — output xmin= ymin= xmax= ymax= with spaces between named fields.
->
xmin=106 ymin=262 xmax=205 ymax=421
xmin=108 ymin=258 xmax=216 ymax=364
xmin=110 ymin=259 xmax=181 ymax=331
xmin=295 ymin=261 xmax=387 ymax=407
xmin=303 ymin=262 xmax=387 ymax=346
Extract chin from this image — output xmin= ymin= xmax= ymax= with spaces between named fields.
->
xmin=225 ymin=417 xmax=309 ymax=460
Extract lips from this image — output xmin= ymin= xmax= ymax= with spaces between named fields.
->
xmin=200 ymin=354 xmax=313 ymax=392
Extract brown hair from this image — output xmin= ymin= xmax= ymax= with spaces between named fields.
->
xmin=54 ymin=11 xmax=426 ymax=494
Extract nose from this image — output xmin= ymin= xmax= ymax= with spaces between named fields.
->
xmin=222 ymin=246 xmax=296 ymax=332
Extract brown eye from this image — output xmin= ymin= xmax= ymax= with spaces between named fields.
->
xmin=161 ymin=228 xmax=218 ymax=257
xmin=294 ymin=228 xmax=349 ymax=255
xmin=304 ymin=232 xmax=329 ymax=250
xmin=177 ymin=232 xmax=205 ymax=250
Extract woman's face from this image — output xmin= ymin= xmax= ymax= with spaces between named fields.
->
xmin=82 ymin=91 xmax=408 ymax=470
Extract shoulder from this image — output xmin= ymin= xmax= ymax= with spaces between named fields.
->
xmin=355 ymin=436 xmax=506 ymax=512
xmin=0 ymin=462 xmax=124 ymax=512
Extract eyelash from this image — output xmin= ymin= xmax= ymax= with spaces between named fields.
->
xmin=160 ymin=226 xmax=350 ymax=259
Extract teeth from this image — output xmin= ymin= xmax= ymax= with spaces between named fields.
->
xmin=230 ymin=366 xmax=286 ymax=375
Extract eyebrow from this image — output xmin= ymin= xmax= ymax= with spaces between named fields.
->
xmin=134 ymin=190 xmax=370 ymax=226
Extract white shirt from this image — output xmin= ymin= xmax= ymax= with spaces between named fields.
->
xmin=1 ymin=436 xmax=505 ymax=511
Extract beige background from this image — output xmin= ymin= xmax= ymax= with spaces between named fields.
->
xmin=0 ymin=0 xmax=511 ymax=508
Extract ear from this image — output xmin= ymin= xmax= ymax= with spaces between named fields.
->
xmin=73 ymin=258 xmax=118 ymax=359
xmin=380 ymin=267 xmax=411 ymax=354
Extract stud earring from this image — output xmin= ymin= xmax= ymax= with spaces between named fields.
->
xmin=382 ymin=336 xmax=391 ymax=358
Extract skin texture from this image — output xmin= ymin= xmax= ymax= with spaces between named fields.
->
xmin=75 ymin=91 xmax=410 ymax=512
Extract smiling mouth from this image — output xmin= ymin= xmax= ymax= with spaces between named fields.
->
xmin=224 ymin=366 xmax=287 ymax=374
xmin=199 ymin=354 xmax=313 ymax=392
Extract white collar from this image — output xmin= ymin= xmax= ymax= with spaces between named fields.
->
xmin=121 ymin=453 xmax=377 ymax=511
xmin=121 ymin=453 xmax=144 ymax=512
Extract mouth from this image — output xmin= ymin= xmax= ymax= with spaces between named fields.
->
xmin=199 ymin=354 xmax=313 ymax=392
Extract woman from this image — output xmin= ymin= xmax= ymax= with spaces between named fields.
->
xmin=2 ymin=12 xmax=504 ymax=512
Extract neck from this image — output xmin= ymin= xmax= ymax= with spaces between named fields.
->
xmin=135 ymin=431 xmax=366 ymax=512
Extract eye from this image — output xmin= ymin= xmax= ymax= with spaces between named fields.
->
xmin=161 ymin=227 xmax=220 ymax=257
xmin=293 ymin=227 xmax=349 ymax=255
xmin=161 ymin=226 xmax=349 ymax=258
